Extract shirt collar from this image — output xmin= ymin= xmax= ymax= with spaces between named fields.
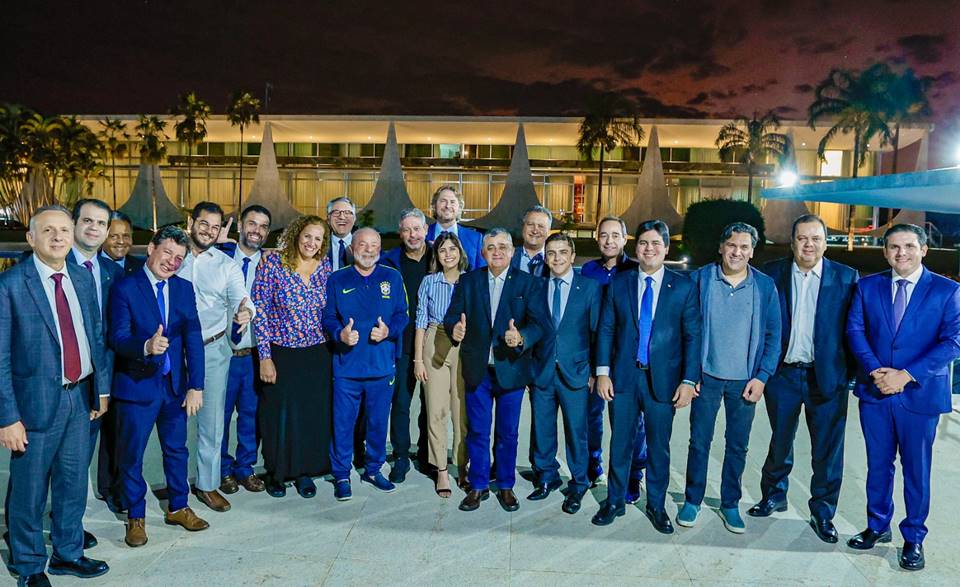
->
xmin=640 ymin=265 xmax=665 ymax=285
xmin=436 ymin=222 xmax=458 ymax=236
xmin=72 ymin=246 xmax=98 ymax=265
xmin=237 ymin=247 xmax=262 ymax=263
xmin=334 ymin=233 xmax=353 ymax=245
xmin=896 ymin=264 xmax=924 ymax=285
xmin=143 ymin=265 xmax=164 ymax=288
xmin=714 ymin=262 xmax=753 ymax=286
xmin=32 ymin=253 xmax=68 ymax=282
xmin=488 ymin=268 xmax=508 ymax=284
xmin=521 ymin=247 xmax=544 ymax=260
xmin=792 ymin=258 xmax=823 ymax=279
xmin=551 ymin=269 xmax=574 ymax=286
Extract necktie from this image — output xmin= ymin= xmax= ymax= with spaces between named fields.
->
xmin=51 ymin=274 xmax=82 ymax=382
xmin=637 ymin=276 xmax=654 ymax=366
xmin=552 ymin=277 xmax=563 ymax=328
xmin=231 ymin=257 xmax=251 ymax=344
xmin=893 ymin=278 xmax=908 ymax=332
xmin=529 ymin=253 xmax=543 ymax=276
xmin=338 ymin=239 xmax=347 ymax=269
xmin=156 ymin=281 xmax=171 ymax=376
xmin=83 ymin=260 xmax=93 ymax=272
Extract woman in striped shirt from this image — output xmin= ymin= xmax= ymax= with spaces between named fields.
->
xmin=414 ymin=232 xmax=468 ymax=498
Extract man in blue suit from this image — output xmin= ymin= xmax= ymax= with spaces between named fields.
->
xmin=846 ymin=223 xmax=960 ymax=571
xmin=749 ymin=214 xmax=859 ymax=544
xmin=510 ymin=205 xmax=551 ymax=278
xmin=425 ymin=185 xmax=485 ymax=270
xmin=592 ymin=219 xmax=701 ymax=533
xmin=444 ymin=228 xmax=549 ymax=512
xmin=109 ymin=226 xmax=209 ymax=548
xmin=529 ymin=233 xmax=601 ymax=514
xmin=1 ymin=205 xmax=111 ymax=585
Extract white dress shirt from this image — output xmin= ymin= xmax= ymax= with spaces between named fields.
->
xmin=784 ymin=259 xmax=822 ymax=364
xmin=33 ymin=255 xmax=94 ymax=386
xmin=177 ymin=246 xmax=255 ymax=341
xmin=891 ymin=264 xmax=924 ymax=306
xmin=73 ymin=246 xmax=104 ymax=311
xmin=488 ymin=270 xmax=507 ymax=365
xmin=596 ymin=265 xmax=665 ymax=377
xmin=229 ymin=247 xmax=262 ymax=349
xmin=331 ymin=232 xmax=353 ymax=272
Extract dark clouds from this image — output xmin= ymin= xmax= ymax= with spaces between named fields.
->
xmin=896 ymin=34 xmax=948 ymax=64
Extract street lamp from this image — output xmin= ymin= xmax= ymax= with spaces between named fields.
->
xmin=777 ymin=170 xmax=798 ymax=188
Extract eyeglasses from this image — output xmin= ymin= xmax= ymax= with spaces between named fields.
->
xmin=329 ymin=210 xmax=355 ymax=217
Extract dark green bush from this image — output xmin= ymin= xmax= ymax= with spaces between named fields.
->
xmin=682 ymin=199 xmax=765 ymax=265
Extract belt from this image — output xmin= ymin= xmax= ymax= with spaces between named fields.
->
xmin=63 ymin=375 xmax=90 ymax=390
xmin=636 ymin=362 xmax=650 ymax=370
xmin=233 ymin=348 xmax=253 ymax=357
xmin=204 ymin=330 xmax=227 ymax=346
xmin=785 ymin=361 xmax=815 ymax=370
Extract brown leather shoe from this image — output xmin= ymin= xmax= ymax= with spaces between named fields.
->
xmin=497 ymin=489 xmax=520 ymax=512
xmin=193 ymin=488 xmax=231 ymax=512
xmin=458 ymin=489 xmax=490 ymax=512
xmin=165 ymin=507 xmax=210 ymax=531
xmin=125 ymin=518 xmax=147 ymax=547
xmin=238 ymin=474 xmax=265 ymax=493
xmin=219 ymin=475 xmax=239 ymax=495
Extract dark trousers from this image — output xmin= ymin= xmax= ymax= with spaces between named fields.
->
xmin=607 ymin=370 xmax=675 ymax=510
xmin=93 ymin=404 xmax=121 ymax=507
xmin=588 ymin=388 xmax=646 ymax=479
xmin=389 ymin=352 xmax=427 ymax=466
xmin=8 ymin=384 xmax=89 ymax=577
xmin=115 ymin=380 xmax=190 ymax=519
xmin=465 ymin=372 xmax=524 ymax=491
xmin=331 ymin=375 xmax=393 ymax=481
xmin=220 ymin=353 xmax=259 ymax=480
xmin=760 ymin=365 xmax=847 ymax=520
xmin=531 ymin=374 xmax=590 ymax=494
xmin=684 ymin=373 xmax=755 ymax=509
xmin=860 ymin=397 xmax=939 ymax=544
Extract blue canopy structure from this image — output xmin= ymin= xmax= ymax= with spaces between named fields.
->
xmin=761 ymin=168 xmax=960 ymax=214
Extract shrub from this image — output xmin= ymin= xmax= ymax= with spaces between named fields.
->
xmin=682 ymin=199 xmax=765 ymax=265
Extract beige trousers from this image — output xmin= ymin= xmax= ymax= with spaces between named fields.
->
xmin=423 ymin=324 xmax=467 ymax=470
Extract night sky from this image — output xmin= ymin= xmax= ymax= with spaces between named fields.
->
xmin=2 ymin=0 xmax=958 ymax=165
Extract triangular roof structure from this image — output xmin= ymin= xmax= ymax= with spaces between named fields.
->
xmin=863 ymin=137 xmax=926 ymax=236
xmin=119 ymin=163 xmax=183 ymax=230
xmin=763 ymin=130 xmax=810 ymax=243
xmin=472 ymin=123 xmax=541 ymax=235
xmin=620 ymin=126 xmax=683 ymax=235
xmin=237 ymin=121 xmax=302 ymax=229
xmin=359 ymin=121 xmax=417 ymax=233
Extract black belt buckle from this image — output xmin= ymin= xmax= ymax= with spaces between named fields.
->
xmin=787 ymin=361 xmax=814 ymax=370
xmin=63 ymin=376 xmax=88 ymax=390
xmin=636 ymin=362 xmax=649 ymax=370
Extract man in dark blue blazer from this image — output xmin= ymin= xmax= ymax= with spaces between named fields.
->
xmin=529 ymin=234 xmax=601 ymax=514
xmin=426 ymin=185 xmax=485 ymax=270
xmin=750 ymin=214 xmax=858 ymax=544
xmin=845 ymin=223 xmax=960 ymax=571
xmin=444 ymin=227 xmax=548 ymax=512
xmin=100 ymin=211 xmax=144 ymax=276
xmin=1 ymin=205 xmax=111 ymax=584
xmin=592 ymin=219 xmax=702 ymax=533
xmin=509 ymin=205 xmax=551 ymax=278
xmin=109 ymin=226 xmax=209 ymax=548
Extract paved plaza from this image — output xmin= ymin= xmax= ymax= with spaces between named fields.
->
xmin=3 ymin=393 xmax=959 ymax=586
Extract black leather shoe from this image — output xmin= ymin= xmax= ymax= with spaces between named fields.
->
xmin=809 ymin=516 xmax=838 ymax=544
xmin=645 ymin=505 xmax=675 ymax=534
xmin=847 ymin=528 xmax=893 ymax=550
xmin=459 ymin=489 xmax=490 ymax=511
xmin=899 ymin=542 xmax=924 ymax=571
xmin=17 ymin=573 xmax=51 ymax=587
xmin=561 ymin=491 xmax=583 ymax=514
xmin=591 ymin=502 xmax=626 ymax=526
xmin=527 ymin=478 xmax=563 ymax=501
xmin=389 ymin=458 xmax=410 ymax=483
xmin=265 ymin=475 xmax=287 ymax=498
xmin=747 ymin=496 xmax=788 ymax=517
xmin=47 ymin=554 xmax=110 ymax=578
xmin=497 ymin=489 xmax=520 ymax=512
xmin=83 ymin=529 xmax=98 ymax=550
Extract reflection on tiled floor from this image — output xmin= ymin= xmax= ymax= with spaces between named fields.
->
xmin=3 ymin=395 xmax=960 ymax=586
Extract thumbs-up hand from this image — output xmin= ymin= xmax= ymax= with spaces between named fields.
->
xmin=370 ymin=316 xmax=389 ymax=342
xmin=146 ymin=324 xmax=169 ymax=355
xmin=452 ymin=313 xmax=467 ymax=342
xmin=233 ymin=296 xmax=253 ymax=333
xmin=504 ymin=318 xmax=523 ymax=348
xmin=340 ymin=317 xmax=360 ymax=346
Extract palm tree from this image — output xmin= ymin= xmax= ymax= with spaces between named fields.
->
xmin=715 ymin=111 xmax=789 ymax=204
xmin=808 ymin=68 xmax=892 ymax=250
xmin=0 ymin=103 xmax=34 ymax=218
xmin=576 ymin=92 xmax=644 ymax=220
xmin=873 ymin=64 xmax=932 ymax=173
xmin=226 ymin=91 xmax=261 ymax=210
xmin=171 ymin=92 xmax=211 ymax=206
xmin=97 ymin=118 xmax=130 ymax=209
xmin=53 ymin=116 xmax=104 ymax=207
xmin=135 ymin=115 xmax=168 ymax=230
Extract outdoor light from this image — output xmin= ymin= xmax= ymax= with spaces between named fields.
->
xmin=955 ymin=143 xmax=960 ymax=166
xmin=778 ymin=170 xmax=798 ymax=187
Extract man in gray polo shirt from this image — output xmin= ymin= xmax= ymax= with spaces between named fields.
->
xmin=677 ymin=222 xmax=781 ymax=534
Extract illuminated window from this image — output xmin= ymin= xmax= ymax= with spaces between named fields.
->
xmin=820 ymin=151 xmax=844 ymax=176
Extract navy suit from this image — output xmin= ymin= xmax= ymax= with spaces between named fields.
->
xmin=444 ymin=266 xmax=548 ymax=490
xmin=531 ymin=274 xmax=601 ymax=494
xmin=0 ymin=258 xmax=109 ymax=577
xmin=101 ymin=251 xmax=144 ymax=276
xmin=510 ymin=248 xmax=548 ymax=278
xmin=109 ymin=269 xmax=204 ymax=519
xmin=759 ymin=257 xmax=858 ymax=520
xmin=596 ymin=267 xmax=701 ymax=510
xmin=846 ymin=267 xmax=960 ymax=543
xmin=426 ymin=222 xmax=485 ymax=270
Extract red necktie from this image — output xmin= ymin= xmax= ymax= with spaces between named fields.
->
xmin=51 ymin=273 xmax=82 ymax=382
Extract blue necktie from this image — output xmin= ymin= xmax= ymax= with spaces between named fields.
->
xmin=893 ymin=278 xmax=908 ymax=332
xmin=552 ymin=277 xmax=563 ymax=328
xmin=231 ymin=257 xmax=251 ymax=344
xmin=156 ymin=281 xmax=171 ymax=376
xmin=637 ymin=276 xmax=654 ymax=366
xmin=529 ymin=253 xmax=544 ymax=276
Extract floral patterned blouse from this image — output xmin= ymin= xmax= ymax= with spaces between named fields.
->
xmin=252 ymin=251 xmax=331 ymax=359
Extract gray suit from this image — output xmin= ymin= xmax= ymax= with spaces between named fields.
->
xmin=0 ymin=258 xmax=110 ymax=576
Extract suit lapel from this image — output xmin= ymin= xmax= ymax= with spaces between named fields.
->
xmin=779 ymin=261 xmax=792 ymax=331
xmin=878 ymin=270 xmax=896 ymax=334
xmin=24 ymin=261 xmax=59 ymax=341
xmin=494 ymin=269 xmax=516 ymax=329
xmin=479 ymin=269 xmax=492 ymax=327
xmin=136 ymin=271 xmax=164 ymax=327
xmin=628 ymin=270 xmax=640 ymax=333
xmin=558 ymin=275 xmax=583 ymax=328
xmin=68 ymin=263 xmax=98 ymax=344
xmin=897 ymin=268 xmax=933 ymax=336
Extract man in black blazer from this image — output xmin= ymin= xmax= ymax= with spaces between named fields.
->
xmin=750 ymin=214 xmax=859 ymax=543
xmin=444 ymin=227 xmax=549 ymax=512
xmin=529 ymin=233 xmax=601 ymax=514
xmin=100 ymin=211 xmax=144 ymax=276
xmin=509 ymin=205 xmax=551 ymax=278
xmin=592 ymin=219 xmax=702 ymax=534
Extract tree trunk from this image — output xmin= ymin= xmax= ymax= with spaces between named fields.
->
xmin=237 ymin=127 xmax=244 ymax=211
xmin=846 ymin=132 xmax=860 ymax=251
xmin=595 ymin=147 xmax=605 ymax=222
xmin=746 ymin=166 xmax=754 ymax=205
xmin=885 ymin=123 xmax=900 ymax=228
xmin=186 ymin=146 xmax=192 ymax=208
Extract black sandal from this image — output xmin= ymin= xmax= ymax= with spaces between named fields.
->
xmin=435 ymin=469 xmax=452 ymax=498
